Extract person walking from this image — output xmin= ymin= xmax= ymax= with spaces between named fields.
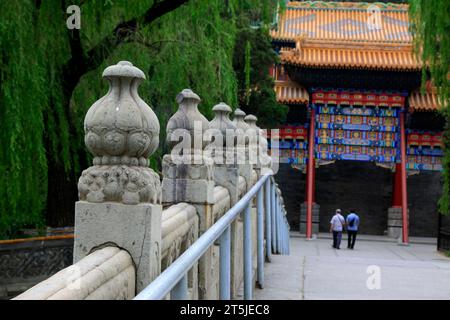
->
xmin=330 ymin=209 xmax=345 ymax=249
xmin=346 ymin=209 xmax=360 ymax=249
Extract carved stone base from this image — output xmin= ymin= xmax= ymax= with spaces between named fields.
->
xmin=162 ymin=154 xmax=215 ymax=204
xmin=78 ymin=165 xmax=161 ymax=205
xmin=300 ymin=203 xmax=320 ymax=235
xmin=162 ymin=178 xmax=215 ymax=204
xmin=74 ymin=201 xmax=162 ymax=293
xmin=162 ymin=154 xmax=213 ymax=179
xmin=387 ymin=207 xmax=405 ymax=239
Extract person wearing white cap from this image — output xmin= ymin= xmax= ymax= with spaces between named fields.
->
xmin=330 ymin=209 xmax=346 ymax=249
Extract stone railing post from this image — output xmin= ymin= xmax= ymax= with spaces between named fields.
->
xmin=244 ymin=115 xmax=273 ymax=294
xmin=161 ymin=89 xmax=216 ymax=299
xmin=244 ymin=114 xmax=272 ymax=178
xmin=233 ymin=108 xmax=253 ymax=191
xmin=74 ymin=61 xmax=163 ymax=294
xmin=209 ymin=103 xmax=244 ymax=298
xmin=230 ymin=108 xmax=257 ymax=297
xmin=209 ymin=102 xmax=239 ymax=205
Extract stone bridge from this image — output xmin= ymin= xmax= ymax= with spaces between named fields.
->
xmin=14 ymin=61 xmax=290 ymax=300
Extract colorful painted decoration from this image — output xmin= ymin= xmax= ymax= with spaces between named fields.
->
xmin=317 ymin=105 xmax=399 ymax=117
xmin=406 ymin=130 xmax=443 ymax=171
xmin=315 ymin=129 xmax=398 ymax=147
xmin=268 ymin=125 xmax=308 ymax=164
xmin=268 ymin=90 xmax=444 ymax=172
xmin=312 ymin=90 xmax=406 ymax=107
xmin=316 ymin=144 xmax=397 ymax=162
xmin=313 ymin=89 xmax=402 ymax=164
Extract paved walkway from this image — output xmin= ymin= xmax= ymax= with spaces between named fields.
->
xmin=254 ymin=233 xmax=450 ymax=300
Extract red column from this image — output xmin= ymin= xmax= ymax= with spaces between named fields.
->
xmin=312 ymin=159 xmax=316 ymax=203
xmin=305 ymin=158 xmax=316 ymax=203
xmin=268 ymin=64 xmax=275 ymax=78
xmin=306 ymin=108 xmax=316 ymax=239
xmin=400 ymin=112 xmax=409 ymax=244
xmin=391 ymin=163 xmax=402 ymax=208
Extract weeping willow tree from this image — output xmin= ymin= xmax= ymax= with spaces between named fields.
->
xmin=233 ymin=6 xmax=287 ymax=128
xmin=0 ymin=0 xmax=282 ymax=238
xmin=409 ymin=0 xmax=450 ymax=215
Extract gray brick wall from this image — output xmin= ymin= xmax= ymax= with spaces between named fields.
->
xmin=275 ymin=162 xmax=441 ymax=236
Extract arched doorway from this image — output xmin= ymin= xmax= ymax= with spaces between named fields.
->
xmin=315 ymin=161 xmax=392 ymax=235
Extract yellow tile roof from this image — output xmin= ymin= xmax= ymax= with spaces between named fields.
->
xmin=275 ymin=80 xmax=309 ymax=104
xmin=281 ymin=45 xmax=421 ymax=70
xmin=272 ymin=1 xmax=411 ymax=44
xmin=272 ymin=2 xmax=421 ymax=71
xmin=408 ymin=89 xmax=441 ymax=112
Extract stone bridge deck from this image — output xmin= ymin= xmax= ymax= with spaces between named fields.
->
xmin=254 ymin=234 xmax=450 ymax=300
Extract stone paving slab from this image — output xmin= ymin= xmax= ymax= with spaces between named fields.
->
xmin=291 ymin=232 xmax=437 ymax=245
xmin=254 ymin=237 xmax=450 ymax=300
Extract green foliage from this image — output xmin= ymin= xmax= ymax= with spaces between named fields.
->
xmin=409 ymin=0 xmax=450 ymax=214
xmin=0 ymin=0 xmax=281 ymax=238
xmin=72 ymin=0 xmax=241 ymax=166
xmin=244 ymin=41 xmax=252 ymax=105
xmin=0 ymin=1 xmax=48 ymax=238
xmin=233 ymin=20 xmax=287 ymax=128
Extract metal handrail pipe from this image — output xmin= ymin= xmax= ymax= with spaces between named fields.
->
xmin=134 ymin=173 xmax=272 ymax=300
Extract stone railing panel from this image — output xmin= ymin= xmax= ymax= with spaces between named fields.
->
xmin=14 ymin=247 xmax=134 ymax=300
xmin=161 ymin=203 xmax=198 ymax=266
xmin=161 ymin=202 xmax=199 ymax=299
xmin=213 ymin=186 xmax=231 ymax=222
xmin=238 ymin=176 xmax=246 ymax=197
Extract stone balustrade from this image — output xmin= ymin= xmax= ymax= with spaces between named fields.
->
xmin=161 ymin=203 xmax=198 ymax=267
xmin=13 ymin=61 xmax=288 ymax=300
xmin=213 ymin=186 xmax=232 ymax=219
xmin=14 ymin=247 xmax=134 ymax=300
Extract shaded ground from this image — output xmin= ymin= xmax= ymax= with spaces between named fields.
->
xmin=254 ymin=234 xmax=450 ymax=300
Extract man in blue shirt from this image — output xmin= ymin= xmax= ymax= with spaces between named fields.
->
xmin=346 ymin=210 xmax=360 ymax=249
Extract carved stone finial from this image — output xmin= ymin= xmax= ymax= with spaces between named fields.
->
xmin=162 ymin=90 xmax=214 ymax=205
xmin=233 ymin=108 xmax=250 ymax=131
xmin=176 ymin=88 xmax=201 ymax=105
xmin=209 ymin=102 xmax=237 ymax=147
xmin=84 ymin=60 xmax=159 ymax=166
xmin=78 ymin=61 xmax=161 ymax=205
xmin=166 ymin=89 xmax=209 ymax=151
xmin=244 ymin=114 xmax=258 ymax=127
xmin=244 ymin=114 xmax=271 ymax=171
xmin=234 ymin=108 xmax=246 ymax=117
xmin=244 ymin=114 xmax=259 ymax=144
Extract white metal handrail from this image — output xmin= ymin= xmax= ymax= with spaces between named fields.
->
xmin=134 ymin=172 xmax=290 ymax=300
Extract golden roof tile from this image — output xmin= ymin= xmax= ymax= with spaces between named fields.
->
xmin=272 ymin=1 xmax=412 ymax=44
xmin=280 ymin=46 xmax=421 ymax=70
xmin=275 ymin=80 xmax=309 ymax=104
xmin=408 ymin=89 xmax=441 ymax=112
xmin=272 ymin=2 xmax=422 ymax=70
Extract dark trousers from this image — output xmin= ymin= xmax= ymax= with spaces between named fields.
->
xmin=347 ymin=230 xmax=358 ymax=248
xmin=332 ymin=231 xmax=342 ymax=248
